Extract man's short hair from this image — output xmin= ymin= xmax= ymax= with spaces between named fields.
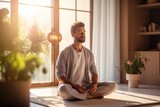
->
xmin=70 ymin=21 xmax=85 ymax=33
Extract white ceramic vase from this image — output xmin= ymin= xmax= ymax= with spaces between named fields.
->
xmin=126 ymin=74 xmax=141 ymax=88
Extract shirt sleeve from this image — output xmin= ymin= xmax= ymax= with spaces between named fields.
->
xmin=89 ymin=51 xmax=97 ymax=75
xmin=56 ymin=51 xmax=67 ymax=80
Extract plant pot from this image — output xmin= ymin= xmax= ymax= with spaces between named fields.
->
xmin=0 ymin=81 xmax=30 ymax=107
xmin=126 ymin=74 xmax=141 ymax=88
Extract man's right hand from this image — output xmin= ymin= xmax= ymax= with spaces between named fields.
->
xmin=72 ymin=83 xmax=86 ymax=93
xmin=58 ymin=76 xmax=86 ymax=93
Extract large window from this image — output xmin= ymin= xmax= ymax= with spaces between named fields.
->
xmin=0 ymin=0 xmax=54 ymax=85
xmin=0 ymin=0 xmax=92 ymax=86
xmin=18 ymin=0 xmax=53 ymax=83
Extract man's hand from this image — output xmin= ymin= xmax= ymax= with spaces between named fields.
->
xmin=87 ymin=73 xmax=98 ymax=95
xmin=72 ymin=83 xmax=86 ymax=93
xmin=58 ymin=76 xmax=86 ymax=93
xmin=87 ymin=83 xmax=97 ymax=95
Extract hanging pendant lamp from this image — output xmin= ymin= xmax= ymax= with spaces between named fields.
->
xmin=47 ymin=29 xmax=62 ymax=46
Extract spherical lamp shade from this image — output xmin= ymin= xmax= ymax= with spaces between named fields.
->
xmin=47 ymin=31 xmax=62 ymax=46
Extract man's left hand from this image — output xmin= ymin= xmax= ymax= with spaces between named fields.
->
xmin=87 ymin=83 xmax=97 ymax=95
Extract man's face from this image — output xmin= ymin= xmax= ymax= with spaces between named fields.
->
xmin=73 ymin=27 xmax=86 ymax=43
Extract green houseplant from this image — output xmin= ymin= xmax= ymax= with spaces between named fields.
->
xmin=0 ymin=52 xmax=45 ymax=81
xmin=124 ymin=54 xmax=148 ymax=88
xmin=0 ymin=52 xmax=45 ymax=107
xmin=0 ymin=8 xmax=47 ymax=81
xmin=124 ymin=54 xmax=148 ymax=74
xmin=0 ymin=8 xmax=47 ymax=107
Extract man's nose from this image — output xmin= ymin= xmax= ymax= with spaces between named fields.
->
xmin=81 ymin=32 xmax=85 ymax=35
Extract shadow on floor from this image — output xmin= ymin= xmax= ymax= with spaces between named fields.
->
xmin=125 ymin=102 xmax=160 ymax=107
xmin=118 ymin=84 xmax=160 ymax=96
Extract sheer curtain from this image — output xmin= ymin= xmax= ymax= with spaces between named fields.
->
xmin=92 ymin=0 xmax=120 ymax=83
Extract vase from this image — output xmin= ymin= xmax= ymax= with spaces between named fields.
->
xmin=0 ymin=81 xmax=30 ymax=107
xmin=126 ymin=74 xmax=141 ymax=88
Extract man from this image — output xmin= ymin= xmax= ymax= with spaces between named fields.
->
xmin=56 ymin=21 xmax=116 ymax=100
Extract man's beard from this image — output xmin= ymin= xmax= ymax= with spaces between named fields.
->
xmin=75 ymin=36 xmax=85 ymax=43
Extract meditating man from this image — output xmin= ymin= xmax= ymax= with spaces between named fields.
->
xmin=56 ymin=21 xmax=117 ymax=100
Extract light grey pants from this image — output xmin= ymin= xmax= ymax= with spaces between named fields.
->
xmin=57 ymin=81 xmax=117 ymax=100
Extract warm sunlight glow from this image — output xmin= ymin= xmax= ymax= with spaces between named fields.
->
xmin=18 ymin=0 xmax=52 ymax=38
xmin=18 ymin=0 xmax=52 ymax=83
xmin=19 ymin=6 xmax=48 ymax=31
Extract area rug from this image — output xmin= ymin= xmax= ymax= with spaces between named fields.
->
xmin=30 ymin=96 xmax=63 ymax=107
xmin=30 ymin=95 xmax=160 ymax=107
xmin=30 ymin=91 xmax=160 ymax=107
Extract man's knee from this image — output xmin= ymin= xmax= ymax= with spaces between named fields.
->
xmin=110 ymin=82 xmax=117 ymax=91
xmin=109 ymin=81 xmax=117 ymax=90
xmin=58 ymin=84 xmax=72 ymax=94
xmin=104 ymin=81 xmax=117 ymax=94
xmin=57 ymin=84 xmax=76 ymax=100
xmin=96 ymin=81 xmax=117 ymax=96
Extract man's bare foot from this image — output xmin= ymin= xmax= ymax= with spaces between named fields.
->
xmin=87 ymin=94 xmax=104 ymax=99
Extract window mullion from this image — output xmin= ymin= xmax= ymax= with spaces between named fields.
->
xmin=75 ymin=0 xmax=77 ymax=21
xmin=52 ymin=0 xmax=60 ymax=85
xmin=11 ymin=0 xmax=18 ymax=37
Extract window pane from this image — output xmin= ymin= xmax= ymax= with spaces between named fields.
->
xmin=59 ymin=0 xmax=75 ymax=9
xmin=18 ymin=0 xmax=52 ymax=7
xmin=18 ymin=2 xmax=52 ymax=83
xmin=77 ymin=11 xmax=90 ymax=49
xmin=59 ymin=9 xmax=75 ymax=51
xmin=77 ymin=0 xmax=90 ymax=11
xmin=0 ymin=0 xmax=10 ymax=2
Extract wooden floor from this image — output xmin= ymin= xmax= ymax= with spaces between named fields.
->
xmin=30 ymin=84 xmax=160 ymax=107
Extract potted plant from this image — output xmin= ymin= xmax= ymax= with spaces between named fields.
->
xmin=0 ymin=8 xmax=47 ymax=107
xmin=0 ymin=52 xmax=46 ymax=107
xmin=124 ymin=54 xmax=148 ymax=88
